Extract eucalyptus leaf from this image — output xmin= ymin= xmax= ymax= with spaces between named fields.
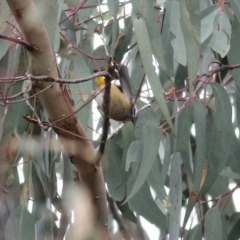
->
xmin=131 ymin=1 xmax=174 ymax=131
xmin=126 ymin=125 xmax=161 ymax=202
xmin=5 ymin=205 xmax=35 ymax=240
xmin=227 ymin=18 xmax=240 ymax=88
xmin=128 ymin=169 xmax=167 ymax=230
xmin=229 ymin=0 xmax=240 ymax=24
xmin=176 ymin=104 xmax=193 ymax=179
xmin=179 ymin=0 xmax=200 ymax=94
xmin=210 ymin=11 xmax=231 ymax=57
xmin=192 ymin=99 xmax=206 ymax=197
xmin=169 ymin=153 xmax=182 ymax=240
xmin=204 ymin=206 xmax=222 ymax=240
xmin=106 ymin=140 xmax=126 ymax=201
xmin=202 ymin=83 xmax=233 ymax=195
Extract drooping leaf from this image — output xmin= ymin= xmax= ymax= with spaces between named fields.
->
xmin=210 ymin=10 xmax=231 ymax=57
xmin=191 ymin=99 xmax=206 ymax=197
xmin=229 ymin=0 xmax=240 ymax=24
xmin=114 ymin=16 xmax=133 ymax=63
xmin=126 ymin=125 xmax=161 ymax=202
xmin=227 ymin=18 xmax=240 ymax=88
xmin=168 ymin=152 xmax=182 ymax=240
xmin=171 ymin=1 xmax=186 ymax=66
xmin=204 ymin=206 xmax=222 ymax=240
xmin=116 ymin=202 xmax=137 ymax=223
xmin=186 ymin=223 xmax=203 ymax=240
xmin=227 ymin=212 xmax=240 ymax=240
xmin=131 ymin=1 xmax=174 ymax=131
xmin=161 ymin=0 xmax=175 ymax=80
xmin=202 ymin=83 xmax=233 ymax=195
xmin=176 ymin=104 xmax=193 ymax=179
xmin=32 ymin=163 xmax=46 ymax=221
xmin=5 ymin=205 xmax=35 ymax=240
xmin=131 ymin=0 xmax=167 ymax=72
xmin=220 ymin=168 xmax=240 ymax=179
xmin=161 ymin=132 xmax=171 ymax=184
xmin=201 ymin=4 xmax=219 ymax=43
xmin=128 ymin=168 xmax=167 ymax=230
xmin=179 ymin=0 xmax=200 ymax=94
xmin=106 ymin=139 xmax=126 ymax=201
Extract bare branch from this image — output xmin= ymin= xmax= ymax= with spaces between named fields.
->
xmin=0 ymin=33 xmax=37 ymax=51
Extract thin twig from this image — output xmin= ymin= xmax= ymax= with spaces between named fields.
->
xmin=22 ymin=78 xmax=48 ymax=130
xmin=0 ymin=34 xmax=36 ymax=51
xmin=59 ymin=0 xmax=87 ymax=24
xmin=0 ymin=71 xmax=111 ymax=83
xmin=200 ymin=183 xmax=240 ymax=205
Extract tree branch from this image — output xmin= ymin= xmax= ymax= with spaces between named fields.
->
xmin=0 ymin=33 xmax=35 ymax=50
xmin=5 ymin=0 xmax=107 ymax=229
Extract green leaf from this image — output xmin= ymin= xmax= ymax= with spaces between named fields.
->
xmin=4 ymin=167 xmax=20 ymax=214
xmin=77 ymin=0 xmax=98 ymax=22
xmin=121 ymin=123 xmax=135 ymax=172
xmin=227 ymin=18 xmax=240 ymax=88
xmin=204 ymin=207 xmax=222 ymax=240
xmin=35 ymin=208 xmax=58 ymax=239
xmin=171 ymin=1 xmax=186 ymax=66
xmin=149 ymin=157 xmax=167 ymax=204
xmin=126 ymin=126 xmax=161 ymax=202
xmin=130 ymin=52 xmax=145 ymax=95
xmin=106 ymin=140 xmax=126 ymax=201
xmin=182 ymin=199 xmax=196 ymax=231
xmin=148 ymin=156 xmax=178 ymax=223
xmin=125 ymin=140 xmax=143 ymax=172
xmin=32 ymin=163 xmax=46 ymax=221
xmin=192 ymin=99 xmax=206 ymax=196
xmin=131 ymin=0 xmax=167 ymax=72
xmin=210 ymin=11 xmax=231 ymax=57
xmin=228 ymin=212 xmax=240 ymax=236
xmin=229 ymin=0 xmax=240 ymax=24
xmin=228 ymin=219 xmax=240 ymax=240
xmin=116 ymin=202 xmax=137 ymax=223
xmin=0 ymin=39 xmax=11 ymax=62
xmin=161 ymin=133 xmax=171 ymax=184
xmin=226 ymin=132 xmax=240 ymax=174
xmin=5 ymin=205 xmax=35 ymax=240
xmin=107 ymin=0 xmax=119 ymax=16
xmin=186 ymin=223 xmax=203 ymax=240
xmin=220 ymin=168 xmax=240 ymax=179
xmin=114 ymin=16 xmax=133 ymax=63
xmin=179 ymin=0 xmax=200 ymax=94
xmin=169 ymin=153 xmax=182 ymax=240
xmin=131 ymin=2 xmax=174 ymax=131
xmin=128 ymin=173 xmax=166 ymax=230
xmin=176 ymin=104 xmax=193 ymax=179
xmin=201 ymin=4 xmax=219 ymax=43
xmin=161 ymin=0 xmax=175 ymax=79
xmin=1 ymin=48 xmax=30 ymax=137
xmin=202 ymin=83 xmax=233 ymax=195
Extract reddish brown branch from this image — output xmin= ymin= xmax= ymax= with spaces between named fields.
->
xmin=6 ymin=0 xmax=107 ymax=229
xmin=0 ymin=33 xmax=36 ymax=51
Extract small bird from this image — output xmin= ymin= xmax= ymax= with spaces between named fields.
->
xmin=95 ymin=65 xmax=135 ymax=122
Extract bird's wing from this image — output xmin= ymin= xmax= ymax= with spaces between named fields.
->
xmin=118 ymin=64 xmax=133 ymax=101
